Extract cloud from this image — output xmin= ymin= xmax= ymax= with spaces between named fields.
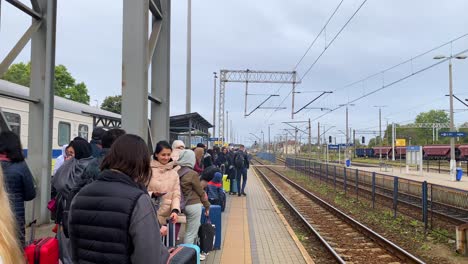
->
xmin=2 ymin=0 xmax=468 ymax=143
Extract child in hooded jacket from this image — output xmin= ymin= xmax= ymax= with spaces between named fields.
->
xmin=206 ymin=172 xmax=226 ymax=212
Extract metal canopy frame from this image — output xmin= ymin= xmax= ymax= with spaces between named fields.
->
xmin=0 ymin=0 xmax=57 ymax=225
xmin=1 ymin=0 xmax=171 ymax=224
xmin=218 ymin=69 xmax=298 ymax=145
xmin=122 ymin=0 xmax=171 ymax=145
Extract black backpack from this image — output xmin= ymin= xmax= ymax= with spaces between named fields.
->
xmin=234 ymin=152 xmax=245 ymax=168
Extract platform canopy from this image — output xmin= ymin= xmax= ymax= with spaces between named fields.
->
xmin=169 ymin=112 xmax=212 ymax=145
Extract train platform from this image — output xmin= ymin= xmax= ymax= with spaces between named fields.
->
xmin=351 ymin=164 xmax=468 ymax=191
xmin=204 ymin=168 xmax=313 ymax=264
xmin=25 ymin=169 xmax=314 ymax=264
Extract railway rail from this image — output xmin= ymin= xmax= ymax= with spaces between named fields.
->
xmin=252 ymin=158 xmax=425 ymax=264
xmin=275 ymin=156 xmax=468 ymax=226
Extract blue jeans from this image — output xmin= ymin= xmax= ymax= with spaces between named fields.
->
xmin=236 ymin=168 xmax=247 ymax=194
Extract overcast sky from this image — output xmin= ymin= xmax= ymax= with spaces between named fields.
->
xmin=2 ymin=0 xmax=468 ymax=145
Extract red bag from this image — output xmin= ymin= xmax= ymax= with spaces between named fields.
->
xmin=47 ymin=197 xmax=56 ymax=212
xmin=25 ymin=196 xmax=59 ymax=264
xmin=24 ymin=237 xmax=59 ymax=264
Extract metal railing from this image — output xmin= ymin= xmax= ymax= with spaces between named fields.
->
xmin=273 ymin=157 xmax=468 ymax=233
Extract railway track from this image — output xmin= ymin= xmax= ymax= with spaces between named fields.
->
xmin=276 ymin=157 xmax=468 ymax=225
xmin=252 ymin=159 xmax=425 ymax=264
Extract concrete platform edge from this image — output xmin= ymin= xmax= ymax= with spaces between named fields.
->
xmin=251 ymin=168 xmax=315 ymax=264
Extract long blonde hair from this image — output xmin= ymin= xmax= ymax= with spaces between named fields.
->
xmin=0 ymin=166 xmax=25 ymax=264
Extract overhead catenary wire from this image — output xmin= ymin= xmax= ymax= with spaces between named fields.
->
xmin=265 ymin=0 xmax=370 ymax=121
xmin=294 ymin=31 xmax=468 ymax=122
xmin=293 ymin=0 xmax=346 ymax=70
xmin=310 ymin=47 xmax=468 ymax=122
xmin=261 ymin=0 xmax=350 ymax=122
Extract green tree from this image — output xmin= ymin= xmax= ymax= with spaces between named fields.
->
xmin=1 ymin=62 xmax=30 ymax=86
xmin=101 ymin=95 xmax=122 ymax=114
xmin=415 ymin=110 xmax=449 ymax=124
xmin=1 ymin=62 xmax=90 ymax=104
xmin=414 ymin=110 xmax=450 ymax=144
xmin=368 ymin=137 xmax=380 ymax=147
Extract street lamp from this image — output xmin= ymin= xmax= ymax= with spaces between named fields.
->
xmin=433 ymin=54 xmax=467 ymax=181
xmin=212 ymin=72 xmax=217 ymax=140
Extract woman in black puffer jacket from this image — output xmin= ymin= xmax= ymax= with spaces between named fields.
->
xmin=0 ymin=131 xmax=36 ymax=246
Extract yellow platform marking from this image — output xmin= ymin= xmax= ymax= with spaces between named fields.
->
xmin=220 ymin=197 xmax=252 ymax=264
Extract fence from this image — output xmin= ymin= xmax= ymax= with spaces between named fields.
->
xmin=256 ymin=152 xmax=276 ymax=163
xmin=271 ymin=156 xmax=468 ymax=232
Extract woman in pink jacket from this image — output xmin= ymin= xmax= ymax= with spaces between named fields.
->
xmin=148 ymin=141 xmax=181 ymax=236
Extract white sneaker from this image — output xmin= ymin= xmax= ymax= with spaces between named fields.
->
xmin=200 ymin=254 xmax=206 ymax=261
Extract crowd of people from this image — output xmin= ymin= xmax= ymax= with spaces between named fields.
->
xmin=0 ymin=127 xmax=250 ymax=263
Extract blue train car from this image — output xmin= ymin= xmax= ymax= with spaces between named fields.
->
xmin=355 ymin=148 xmax=374 ymax=157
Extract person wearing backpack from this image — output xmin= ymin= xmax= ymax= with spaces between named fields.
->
xmin=148 ymin=141 xmax=181 ymax=237
xmin=234 ymin=145 xmax=249 ymax=197
xmin=177 ymin=149 xmax=210 ymax=261
xmin=207 ymin=172 xmax=226 ymax=211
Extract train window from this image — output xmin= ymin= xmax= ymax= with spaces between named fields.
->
xmin=58 ymin=122 xmax=71 ymax=146
xmin=3 ymin=112 xmax=21 ymax=137
xmin=78 ymin=124 xmax=89 ymax=140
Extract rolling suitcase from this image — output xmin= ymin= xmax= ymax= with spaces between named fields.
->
xmin=25 ymin=198 xmax=59 ymax=264
xmin=201 ymin=205 xmax=222 ymax=250
xmin=230 ymin=178 xmax=238 ymax=194
xmin=177 ymin=244 xmax=200 ymax=264
xmin=222 ymin=174 xmax=230 ymax=192
xmin=167 ymin=245 xmax=198 ymax=264
xmin=25 ymin=238 xmax=59 ymax=264
xmin=162 ymin=221 xmax=176 ymax=248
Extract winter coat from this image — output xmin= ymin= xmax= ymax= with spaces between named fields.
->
xmin=207 ymin=172 xmax=223 ymax=203
xmin=69 ymin=169 xmax=168 ymax=264
xmin=203 ymin=153 xmax=213 ymax=168
xmin=1 ymin=161 xmax=36 ymax=246
xmin=148 ymin=160 xmax=181 ymax=224
xmin=179 ymin=167 xmax=210 ymax=210
xmin=193 ymin=162 xmax=203 ymax=175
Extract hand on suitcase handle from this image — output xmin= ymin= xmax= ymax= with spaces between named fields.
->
xmin=205 ymin=208 xmax=210 ymax=217
xmin=160 ymin=225 xmax=168 ymax=236
xmin=170 ymin=212 xmax=178 ymax=223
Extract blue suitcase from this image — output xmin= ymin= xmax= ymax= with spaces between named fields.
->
xmin=230 ymin=178 xmax=238 ymax=194
xmin=201 ymin=205 xmax=222 ymax=250
xmin=178 ymin=244 xmax=200 ymax=264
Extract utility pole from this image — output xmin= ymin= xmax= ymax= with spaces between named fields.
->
xmin=433 ymin=55 xmax=467 ymax=180
xmin=226 ymin=110 xmax=229 ymax=144
xmin=392 ymin=122 xmax=396 ymax=161
xmin=186 ymin=0 xmax=192 ymax=114
xmin=374 ymin=105 xmax=387 ymax=160
xmin=353 ymin=129 xmax=356 ymax=158
xmin=449 ymin=60 xmax=456 ymax=181
xmin=212 ymin=72 xmax=217 ymax=139
xmin=294 ymin=128 xmax=298 ymax=155
xmin=317 ymin=122 xmax=320 ymax=145
xmin=308 ymin=118 xmax=311 ymax=153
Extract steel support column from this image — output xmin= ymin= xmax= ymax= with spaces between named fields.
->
xmin=28 ymin=0 xmax=56 ymax=224
xmin=122 ymin=0 xmax=149 ymax=140
xmin=151 ymin=0 xmax=170 ymax=143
